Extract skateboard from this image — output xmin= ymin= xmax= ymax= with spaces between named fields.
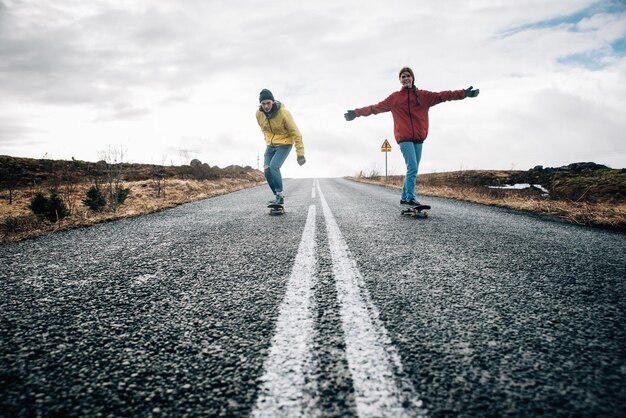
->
xmin=268 ymin=203 xmax=285 ymax=216
xmin=401 ymin=204 xmax=431 ymax=218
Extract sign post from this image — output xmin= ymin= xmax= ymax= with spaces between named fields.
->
xmin=380 ymin=139 xmax=392 ymax=180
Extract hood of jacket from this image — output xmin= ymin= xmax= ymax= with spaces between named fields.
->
xmin=260 ymin=101 xmax=282 ymax=120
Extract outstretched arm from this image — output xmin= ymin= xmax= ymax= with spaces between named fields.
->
xmin=344 ymin=93 xmax=394 ymax=121
xmin=422 ymin=87 xmax=474 ymax=107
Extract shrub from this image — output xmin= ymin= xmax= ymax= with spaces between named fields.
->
xmin=115 ymin=187 xmax=130 ymax=204
xmin=83 ymin=186 xmax=106 ymax=212
xmin=29 ymin=192 xmax=49 ymax=216
xmin=28 ymin=192 xmax=68 ymax=222
xmin=48 ymin=193 xmax=68 ymax=221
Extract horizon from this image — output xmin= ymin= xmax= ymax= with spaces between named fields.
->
xmin=2 ymin=154 xmax=622 ymax=176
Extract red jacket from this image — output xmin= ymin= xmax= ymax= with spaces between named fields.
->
xmin=354 ymin=87 xmax=465 ymax=143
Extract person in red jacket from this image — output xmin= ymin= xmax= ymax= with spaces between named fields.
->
xmin=344 ymin=67 xmax=479 ymax=206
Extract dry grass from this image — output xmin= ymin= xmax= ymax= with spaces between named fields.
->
xmin=3 ymin=172 xmax=623 ymax=244
xmin=0 ymin=176 xmax=265 ymax=245
xmin=350 ymin=176 xmax=626 ymax=231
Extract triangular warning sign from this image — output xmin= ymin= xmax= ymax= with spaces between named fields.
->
xmin=380 ymin=139 xmax=392 ymax=152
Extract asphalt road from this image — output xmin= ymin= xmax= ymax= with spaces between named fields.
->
xmin=1 ymin=178 xmax=625 ymax=417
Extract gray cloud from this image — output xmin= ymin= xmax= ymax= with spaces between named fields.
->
xmin=0 ymin=116 xmax=43 ymax=149
xmin=0 ymin=0 xmax=624 ymax=174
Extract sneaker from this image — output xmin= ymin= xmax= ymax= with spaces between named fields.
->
xmin=273 ymin=195 xmax=284 ymax=205
xmin=401 ymin=198 xmax=421 ymax=206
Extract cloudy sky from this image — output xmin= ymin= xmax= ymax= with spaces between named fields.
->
xmin=1 ymin=0 xmax=625 ymax=178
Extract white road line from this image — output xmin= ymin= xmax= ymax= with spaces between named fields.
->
xmin=251 ymin=205 xmax=318 ymax=418
xmin=311 ymin=178 xmax=317 ymax=198
xmin=317 ymin=182 xmax=427 ymax=418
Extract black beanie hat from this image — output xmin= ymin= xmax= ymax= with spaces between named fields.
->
xmin=259 ymin=89 xmax=274 ymax=102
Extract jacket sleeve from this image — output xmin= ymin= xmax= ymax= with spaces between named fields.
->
xmin=283 ymin=109 xmax=304 ymax=157
xmin=354 ymin=93 xmax=394 ymax=117
xmin=422 ymin=89 xmax=466 ymax=107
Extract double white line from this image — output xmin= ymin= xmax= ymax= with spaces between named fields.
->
xmin=252 ymin=180 xmax=426 ymax=418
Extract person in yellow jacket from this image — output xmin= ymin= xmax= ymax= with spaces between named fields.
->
xmin=256 ymin=88 xmax=306 ymax=205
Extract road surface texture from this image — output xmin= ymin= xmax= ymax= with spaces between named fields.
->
xmin=1 ymin=178 xmax=625 ymax=417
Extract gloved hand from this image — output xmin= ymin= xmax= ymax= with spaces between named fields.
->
xmin=464 ymin=86 xmax=480 ymax=98
xmin=344 ymin=110 xmax=356 ymax=121
xmin=297 ymin=156 xmax=306 ymax=166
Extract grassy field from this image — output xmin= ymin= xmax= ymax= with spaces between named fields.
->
xmin=350 ymin=163 xmax=625 ymax=231
xmin=0 ymin=156 xmax=265 ymax=245
xmin=2 ymin=158 xmax=624 ymax=244
xmin=0 ymin=176 xmax=265 ymax=245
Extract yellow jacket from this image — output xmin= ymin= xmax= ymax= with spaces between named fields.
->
xmin=256 ymin=102 xmax=304 ymax=157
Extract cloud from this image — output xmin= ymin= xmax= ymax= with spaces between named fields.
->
xmin=0 ymin=0 xmax=625 ymax=176
xmin=495 ymin=2 xmax=626 ymax=70
xmin=0 ymin=116 xmax=41 ymax=147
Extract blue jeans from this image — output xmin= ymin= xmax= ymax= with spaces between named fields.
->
xmin=264 ymin=145 xmax=292 ymax=195
xmin=399 ymin=141 xmax=423 ymax=201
